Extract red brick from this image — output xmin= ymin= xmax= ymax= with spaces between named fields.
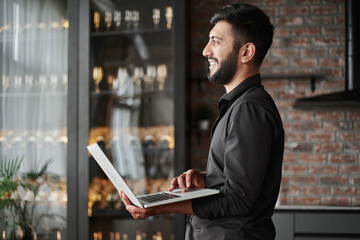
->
xmin=273 ymin=27 xmax=291 ymax=37
xmin=290 ymin=58 xmax=318 ymax=68
xmin=322 ymin=197 xmax=350 ymax=206
xmin=285 ymin=132 xmax=305 ymax=142
xmin=310 ymin=164 xmax=338 ymax=174
xmin=262 ymin=6 xmax=277 ymax=17
xmin=280 ymin=6 xmax=308 ymax=15
xmin=337 ymin=132 xmax=360 ymax=141
xmin=293 ymin=196 xmax=321 ymax=205
xmin=321 ymin=79 xmax=345 ymax=89
xmin=322 ymin=26 xmax=345 ymax=36
xmin=354 ymin=122 xmax=360 ymax=130
xmin=319 ymin=58 xmax=345 ymax=67
xmin=293 ymin=0 xmax=319 ymax=4
xmin=329 ymin=47 xmax=345 ymax=56
xmin=314 ymin=142 xmax=342 ymax=153
xmin=349 ymin=176 xmax=360 ymax=185
xmin=271 ymin=48 xmax=298 ymax=58
xmin=307 ymin=132 xmax=335 ymax=142
xmin=262 ymin=79 xmax=289 ymax=89
xmin=315 ymin=111 xmax=345 ymax=120
xmin=353 ymin=197 xmax=360 ymax=206
xmin=263 ymin=0 xmax=286 ymax=5
xmin=289 ymin=176 xmax=317 ymax=185
xmin=280 ymin=185 xmax=300 ymax=195
xmin=300 ymin=48 xmax=328 ymax=57
xmin=332 ymin=186 xmax=359 ymax=196
xmin=347 ymin=111 xmax=360 ymax=120
xmin=285 ymin=142 xmax=313 ymax=152
xmin=299 ymin=153 xmax=327 ymax=163
xmin=305 ymin=16 xmax=333 ymax=25
xmin=340 ymin=165 xmax=360 ymax=174
xmin=283 ymin=153 xmax=297 ymax=163
xmin=287 ymin=110 xmax=314 ymax=120
xmin=335 ymin=15 xmax=345 ymax=24
xmin=261 ymin=58 xmax=289 ymax=69
xmin=278 ymin=90 xmax=305 ymax=100
xmin=283 ymin=164 xmax=308 ymax=174
xmin=329 ymin=154 xmax=357 ymax=164
xmin=293 ymin=121 xmax=322 ymax=131
xmin=322 ymin=67 xmax=343 ymax=77
xmin=284 ymin=38 xmax=311 ymax=47
xmin=301 ymin=186 xmax=330 ymax=195
xmin=293 ymin=27 xmax=320 ymax=36
xmin=320 ymin=176 xmax=348 ymax=185
xmin=313 ymin=37 xmax=341 ymax=46
xmin=310 ymin=5 xmax=337 ymax=14
xmin=276 ymin=16 xmax=303 ymax=26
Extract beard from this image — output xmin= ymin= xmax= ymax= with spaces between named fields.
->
xmin=207 ymin=49 xmax=239 ymax=85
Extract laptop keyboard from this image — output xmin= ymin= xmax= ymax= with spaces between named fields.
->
xmin=137 ymin=192 xmax=180 ymax=204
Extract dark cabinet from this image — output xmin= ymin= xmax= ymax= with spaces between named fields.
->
xmin=67 ymin=0 xmax=185 ymax=239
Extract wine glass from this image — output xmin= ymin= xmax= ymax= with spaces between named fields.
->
xmin=94 ymin=11 xmax=100 ymax=32
xmin=152 ymin=8 xmax=160 ymax=29
xmin=165 ymin=6 xmax=173 ymax=29
xmin=157 ymin=64 xmax=167 ymax=91
xmin=133 ymin=66 xmax=144 ymax=87
xmin=125 ymin=10 xmax=132 ymax=30
xmin=2 ymin=75 xmax=9 ymax=92
xmin=105 ymin=11 xmax=112 ymax=31
xmin=132 ymin=10 xmax=139 ymax=30
xmin=114 ymin=11 xmax=121 ymax=30
xmin=145 ymin=65 xmax=156 ymax=91
xmin=92 ymin=66 xmax=103 ymax=93
xmin=107 ymin=74 xmax=114 ymax=91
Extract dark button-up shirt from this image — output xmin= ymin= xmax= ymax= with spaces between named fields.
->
xmin=186 ymin=74 xmax=284 ymax=240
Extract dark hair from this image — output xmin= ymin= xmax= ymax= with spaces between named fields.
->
xmin=210 ymin=3 xmax=274 ymax=66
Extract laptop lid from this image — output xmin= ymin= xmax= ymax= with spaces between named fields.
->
xmin=87 ymin=143 xmax=143 ymax=208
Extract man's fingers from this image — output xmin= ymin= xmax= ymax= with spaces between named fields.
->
xmin=169 ymin=177 xmax=179 ymax=191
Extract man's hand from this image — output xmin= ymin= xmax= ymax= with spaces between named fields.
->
xmin=120 ymin=190 xmax=156 ymax=219
xmin=119 ymin=190 xmax=195 ymax=219
xmin=169 ymin=169 xmax=206 ymax=192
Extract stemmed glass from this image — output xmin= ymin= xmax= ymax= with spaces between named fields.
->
xmin=105 ymin=11 xmax=112 ymax=31
xmin=132 ymin=10 xmax=139 ymax=30
xmin=145 ymin=65 xmax=156 ymax=91
xmin=152 ymin=8 xmax=160 ymax=29
xmin=133 ymin=66 xmax=144 ymax=88
xmin=92 ymin=66 xmax=103 ymax=93
xmin=165 ymin=7 xmax=173 ymax=29
xmin=114 ymin=11 xmax=121 ymax=30
xmin=157 ymin=64 xmax=167 ymax=91
xmin=94 ymin=11 xmax=100 ymax=32
xmin=125 ymin=10 xmax=132 ymax=30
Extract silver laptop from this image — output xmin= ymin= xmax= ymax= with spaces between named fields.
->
xmin=87 ymin=143 xmax=219 ymax=208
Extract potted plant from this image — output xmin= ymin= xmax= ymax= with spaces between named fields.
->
xmin=194 ymin=104 xmax=214 ymax=131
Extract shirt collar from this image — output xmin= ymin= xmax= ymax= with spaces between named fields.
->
xmin=221 ymin=74 xmax=261 ymax=102
xmin=218 ymin=74 xmax=261 ymax=113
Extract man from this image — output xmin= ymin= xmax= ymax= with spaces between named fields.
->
xmin=120 ymin=3 xmax=284 ymax=239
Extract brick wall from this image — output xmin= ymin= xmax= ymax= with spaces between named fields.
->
xmin=186 ymin=0 xmax=360 ymax=207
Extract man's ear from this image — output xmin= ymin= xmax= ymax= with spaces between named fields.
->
xmin=239 ymin=42 xmax=256 ymax=64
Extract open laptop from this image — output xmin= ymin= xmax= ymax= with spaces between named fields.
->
xmin=87 ymin=143 xmax=219 ymax=208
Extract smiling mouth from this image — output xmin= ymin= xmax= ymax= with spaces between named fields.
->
xmin=208 ymin=58 xmax=218 ymax=71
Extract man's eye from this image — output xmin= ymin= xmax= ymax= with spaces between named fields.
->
xmin=212 ymin=40 xmax=218 ymax=45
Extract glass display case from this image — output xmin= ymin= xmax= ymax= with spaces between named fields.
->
xmin=0 ymin=0 xmax=68 ymax=239
xmin=87 ymin=0 xmax=185 ymax=239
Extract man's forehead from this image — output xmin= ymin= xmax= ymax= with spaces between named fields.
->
xmin=209 ymin=21 xmax=233 ymax=40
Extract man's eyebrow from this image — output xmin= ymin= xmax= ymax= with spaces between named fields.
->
xmin=210 ymin=35 xmax=223 ymax=41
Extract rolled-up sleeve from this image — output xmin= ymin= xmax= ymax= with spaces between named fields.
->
xmin=192 ymin=102 xmax=274 ymax=219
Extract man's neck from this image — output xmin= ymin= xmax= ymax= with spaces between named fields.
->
xmin=224 ymin=69 xmax=260 ymax=93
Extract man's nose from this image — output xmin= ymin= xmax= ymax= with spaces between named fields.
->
xmin=202 ymin=42 xmax=212 ymax=57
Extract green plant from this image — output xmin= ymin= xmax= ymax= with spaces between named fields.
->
xmin=0 ymin=157 xmax=64 ymax=239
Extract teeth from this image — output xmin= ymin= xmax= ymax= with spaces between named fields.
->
xmin=209 ymin=62 xmax=216 ymax=66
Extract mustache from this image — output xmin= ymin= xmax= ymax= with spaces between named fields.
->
xmin=207 ymin=57 xmax=218 ymax=63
